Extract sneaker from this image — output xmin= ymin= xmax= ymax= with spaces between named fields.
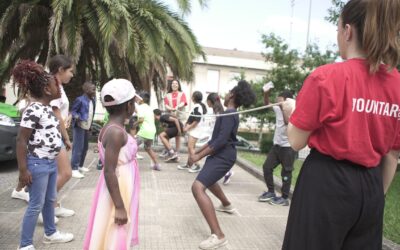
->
xmin=136 ymin=154 xmax=144 ymax=160
xmin=223 ymin=171 xmax=234 ymax=185
xmin=18 ymin=245 xmax=35 ymax=250
xmin=152 ymin=164 xmax=161 ymax=171
xmin=54 ymin=205 xmax=75 ymax=217
xmin=37 ymin=213 xmax=59 ymax=225
xmin=43 ymin=231 xmax=74 ymax=244
xmin=71 ymin=170 xmax=84 ymax=179
xmin=269 ymin=197 xmax=290 ymax=206
xmin=199 ymin=234 xmax=228 ymax=250
xmin=78 ymin=167 xmax=89 ymax=172
xmin=188 ymin=164 xmax=201 ymax=173
xmin=165 ymin=152 xmax=178 ymax=162
xmin=11 ymin=188 xmax=29 ymax=202
xmin=215 ymin=204 xmax=236 ymax=214
xmin=177 ymin=164 xmax=189 ymax=170
xmin=158 ymin=149 xmax=169 ymax=158
xmin=258 ymin=191 xmax=276 ymax=202
xmin=96 ymin=161 xmax=103 ymax=170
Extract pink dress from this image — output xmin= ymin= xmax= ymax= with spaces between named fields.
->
xmin=83 ymin=125 xmax=140 ymax=250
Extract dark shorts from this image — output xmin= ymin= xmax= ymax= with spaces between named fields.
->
xmin=164 ymin=122 xmax=183 ymax=139
xmin=196 ymin=146 xmax=236 ymax=187
xmin=136 ymin=136 xmax=153 ymax=149
xmin=283 ymin=149 xmax=384 ymax=250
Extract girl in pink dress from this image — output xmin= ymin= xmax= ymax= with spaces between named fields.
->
xmin=84 ymin=79 xmax=142 ymax=250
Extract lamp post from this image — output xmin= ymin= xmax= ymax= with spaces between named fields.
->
xmin=306 ymin=0 xmax=312 ymax=51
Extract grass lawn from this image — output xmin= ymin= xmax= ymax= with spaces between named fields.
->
xmin=238 ymin=151 xmax=400 ymax=244
xmin=383 ymin=172 xmax=400 ymax=244
xmin=238 ymin=151 xmax=303 ymax=187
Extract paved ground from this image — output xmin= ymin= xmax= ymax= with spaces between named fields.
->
xmin=0 ymin=145 xmax=289 ymax=250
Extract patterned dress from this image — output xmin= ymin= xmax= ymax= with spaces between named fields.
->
xmin=83 ymin=125 xmax=140 ymax=250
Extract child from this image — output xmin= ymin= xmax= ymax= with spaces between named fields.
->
xmin=70 ymin=81 xmax=96 ymax=178
xmin=84 ymin=79 xmax=141 ymax=250
xmin=153 ymin=109 xmax=183 ymax=161
xmin=13 ymin=60 xmax=74 ymax=250
xmin=205 ymin=93 xmax=234 ymax=185
xmin=135 ymin=91 xmax=160 ymax=170
xmin=177 ymin=91 xmax=207 ymax=172
xmin=189 ymin=80 xmax=255 ymax=249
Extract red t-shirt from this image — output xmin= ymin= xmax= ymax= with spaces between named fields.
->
xmin=164 ymin=91 xmax=187 ymax=108
xmin=290 ymin=58 xmax=400 ymax=167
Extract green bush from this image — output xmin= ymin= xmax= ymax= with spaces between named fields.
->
xmin=238 ymin=131 xmax=274 ymax=141
xmin=260 ymin=137 xmax=273 ymax=154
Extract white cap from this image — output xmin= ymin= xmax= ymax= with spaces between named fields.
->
xmin=100 ymin=79 xmax=141 ymax=107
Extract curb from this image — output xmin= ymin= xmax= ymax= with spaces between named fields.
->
xmin=236 ymin=156 xmax=400 ymax=250
xmin=236 ymin=156 xmax=294 ymax=199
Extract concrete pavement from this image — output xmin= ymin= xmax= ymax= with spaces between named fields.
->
xmin=0 ymin=145 xmax=289 ymax=250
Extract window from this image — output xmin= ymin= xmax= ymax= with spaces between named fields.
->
xmin=207 ymin=70 xmax=220 ymax=92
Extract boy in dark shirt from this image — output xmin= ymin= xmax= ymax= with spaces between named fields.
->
xmin=153 ymin=109 xmax=183 ymax=161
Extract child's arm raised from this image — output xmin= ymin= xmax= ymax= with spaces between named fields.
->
xmin=16 ymin=127 xmax=33 ymax=186
xmin=103 ymin=127 xmax=128 ymax=225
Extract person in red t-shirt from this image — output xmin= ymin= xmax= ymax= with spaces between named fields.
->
xmin=162 ymin=79 xmax=187 ymax=161
xmin=281 ymin=0 xmax=400 ymax=249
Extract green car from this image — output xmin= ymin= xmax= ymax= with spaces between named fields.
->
xmin=0 ymin=102 xmax=19 ymax=161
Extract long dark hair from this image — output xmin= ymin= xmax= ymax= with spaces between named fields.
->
xmin=167 ymin=79 xmax=182 ymax=93
xmin=48 ymin=54 xmax=73 ymax=74
xmin=192 ymin=91 xmax=207 ymax=114
xmin=207 ymin=93 xmax=224 ymax=114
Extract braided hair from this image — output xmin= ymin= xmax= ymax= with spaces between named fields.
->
xmin=12 ymin=60 xmax=54 ymax=99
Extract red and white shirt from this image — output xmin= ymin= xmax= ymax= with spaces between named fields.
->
xmin=290 ymin=58 xmax=400 ymax=167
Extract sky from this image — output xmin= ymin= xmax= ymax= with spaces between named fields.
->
xmin=163 ymin=0 xmax=338 ymax=53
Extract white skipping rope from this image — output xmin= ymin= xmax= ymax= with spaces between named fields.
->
xmin=173 ymin=102 xmax=283 ymax=118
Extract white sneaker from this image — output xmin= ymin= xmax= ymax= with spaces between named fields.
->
xmin=11 ymin=188 xmax=29 ymax=202
xmin=199 ymin=234 xmax=228 ymax=250
xmin=78 ymin=167 xmax=89 ymax=172
xmin=43 ymin=231 xmax=74 ymax=244
xmin=54 ymin=206 xmax=75 ymax=217
xmin=37 ymin=213 xmax=59 ymax=225
xmin=136 ymin=154 xmax=144 ymax=160
xmin=18 ymin=244 xmax=35 ymax=250
xmin=71 ymin=170 xmax=84 ymax=178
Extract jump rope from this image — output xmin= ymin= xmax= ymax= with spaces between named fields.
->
xmin=169 ymin=102 xmax=284 ymax=118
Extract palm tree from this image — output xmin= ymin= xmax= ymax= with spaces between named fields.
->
xmin=0 ymin=0 xmax=204 ymax=101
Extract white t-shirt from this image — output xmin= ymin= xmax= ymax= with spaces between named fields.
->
xmin=20 ymin=102 xmax=62 ymax=159
xmin=272 ymin=106 xmax=290 ymax=147
xmin=50 ymin=85 xmax=69 ymax=120
xmin=79 ymin=100 xmax=94 ymax=130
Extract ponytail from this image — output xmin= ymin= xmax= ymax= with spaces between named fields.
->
xmin=342 ymin=0 xmax=400 ymax=73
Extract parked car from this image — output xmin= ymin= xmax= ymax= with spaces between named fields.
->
xmin=0 ymin=102 xmax=20 ymax=161
xmin=196 ymin=135 xmax=260 ymax=152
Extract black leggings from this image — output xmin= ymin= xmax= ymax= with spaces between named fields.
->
xmin=282 ymin=149 xmax=384 ymax=250
xmin=263 ymin=145 xmax=296 ymax=198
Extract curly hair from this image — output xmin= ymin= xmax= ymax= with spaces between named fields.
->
xmin=231 ymin=80 xmax=256 ymax=108
xmin=12 ymin=60 xmax=53 ymax=99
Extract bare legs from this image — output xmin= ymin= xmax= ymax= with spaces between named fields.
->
xmin=159 ymin=132 xmax=172 ymax=151
xmin=55 ymin=148 xmax=72 ymax=205
xmin=192 ymin=180 xmax=231 ymax=239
